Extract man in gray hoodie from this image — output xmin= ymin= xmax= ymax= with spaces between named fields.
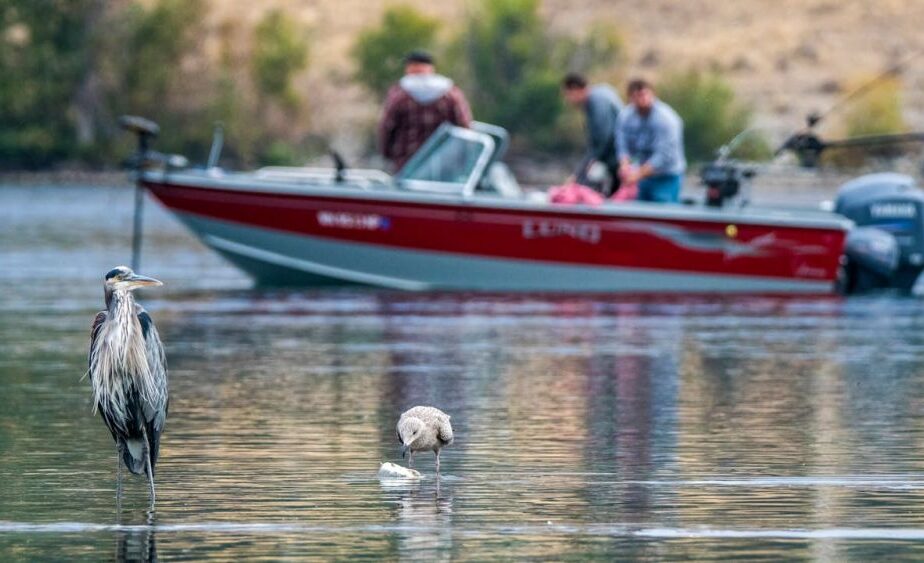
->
xmin=378 ymin=51 xmax=473 ymax=170
xmin=562 ymin=72 xmax=623 ymax=195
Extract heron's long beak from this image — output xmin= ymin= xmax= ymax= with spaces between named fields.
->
xmin=124 ymin=273 xmax=163 ymax=289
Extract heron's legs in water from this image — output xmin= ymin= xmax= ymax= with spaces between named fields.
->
xmin=116 ymin=444 xmax=123 ymax=499
xmin=141 ymin=425 xmax=156 ymax=506
xmin=145 ymin=452 xmax=155 ymax=506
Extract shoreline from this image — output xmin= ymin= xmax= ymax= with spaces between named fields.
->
xmin=0 ymin=170 xmax=129 ymax=187
xmin=0 ymin=161 xmax=915 ymax=197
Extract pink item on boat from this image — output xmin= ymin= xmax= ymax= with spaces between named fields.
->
xmin=549 ymin=182 xmax=605 ymax=206
xmin=610 ymin=181 xmax=638 ymax=202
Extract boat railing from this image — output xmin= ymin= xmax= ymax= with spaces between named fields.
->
xmin=253 ymin=167 xmax=393 ymax=189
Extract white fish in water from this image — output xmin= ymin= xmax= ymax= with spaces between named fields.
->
xmin=378 ymin=462 xmax=421 ymax=479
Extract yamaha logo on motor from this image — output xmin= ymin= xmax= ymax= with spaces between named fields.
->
xmin=870 ymin=202 xmax=917 ymax=219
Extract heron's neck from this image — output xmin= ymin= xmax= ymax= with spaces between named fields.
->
xmin=100 ymin=289 xmax=145 ymax=377
xmin=107 ymin=289 xmax=136 ymax=318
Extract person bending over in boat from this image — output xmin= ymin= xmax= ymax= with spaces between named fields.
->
xmin=561 ymin=72 xmax=623 ymax=196
xmin=378 ymin=50 xmax=473 ymax=171
xmin=616 ymin=79 xmax=687 ymax=203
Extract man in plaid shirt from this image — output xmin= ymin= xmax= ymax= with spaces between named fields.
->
xmin=378 ymin=51 xmax=473 ymax=171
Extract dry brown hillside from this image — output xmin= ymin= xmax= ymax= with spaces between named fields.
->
xmin=200 ymin=0 xmax=924 ymax=155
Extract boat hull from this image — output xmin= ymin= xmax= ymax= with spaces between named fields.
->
xmin=144 ymin=176 xmax=848 ymax=293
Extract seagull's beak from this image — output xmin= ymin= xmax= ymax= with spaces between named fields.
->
xmin=123 ymin=273 xmax=163 ymax=289
xmin=401 ymin=444 xmax=409 ymax=459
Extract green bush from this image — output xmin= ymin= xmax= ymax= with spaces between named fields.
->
xmin=258 ymin=140 xmax=299 ymax=166
xmin=844 ymin=76 xmax=906 ymax=137
xmin=252 ymin=10 xmax=309 ymax=108
xmin=558 ymin=25 xmax=626 ymax=77
xmin=1 ymin=0 xmax=316 ymax=170
xmin=0 ymin=0 xmax=98 ymax=168
xmin=657 ymin=70 xmax=771 ymax=162
xmin=105 ymin=0 xmax=212 ymax=160
xmin=113 ymin=2 xmax=311 ymax=166
xmin=822 ymin=76 xmax=908 ymax=166
xmin=451 ymin=0 xmax=558 ymax=141
xmin=118 ymin=0 xmax=206 ymax=112
xmin=351 ymin=6 xmax=440 ymax=97
xmin=447 ymin=0 xmax=621 ymax=152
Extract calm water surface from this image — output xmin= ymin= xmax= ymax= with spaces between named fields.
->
xmin=2 ymin=183 xmax=924 ymax=560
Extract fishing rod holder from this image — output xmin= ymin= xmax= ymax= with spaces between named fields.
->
xmin=776 ymin=130 xmax=924 ymax=169
xmin=776 ymin=132 xmax=827 ymax=168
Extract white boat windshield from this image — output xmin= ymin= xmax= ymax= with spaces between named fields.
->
xmin=397 ymin=125 xmax=495 ymax=196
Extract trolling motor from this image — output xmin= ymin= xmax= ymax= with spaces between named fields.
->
xmin=120 ymin=116 xmax=159 ymax=272
xmin=119 ymin=115 xmax=189 ymax=171
xmin=119 ymin=115 xmax=159 ymax=158
xmin=118 ymin=115 xmax=188 ymax=271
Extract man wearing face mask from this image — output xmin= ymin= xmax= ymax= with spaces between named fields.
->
xmin=378 ymin=50 xmax=473 ymax=171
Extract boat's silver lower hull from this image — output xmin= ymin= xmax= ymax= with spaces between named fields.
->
xmin=176 ymin=212 xmax=835 ymax=293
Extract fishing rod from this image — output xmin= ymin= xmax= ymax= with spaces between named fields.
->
xmin=701 ymin=50 xmax=924 ymax=207
xmin=775 ymin=47 xmax=924 ymax=167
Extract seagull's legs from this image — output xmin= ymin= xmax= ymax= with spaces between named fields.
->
xmin=435 ymin=449 xmax=441 ymax=474
xmin=408 ymin=450 xmax=414 ymax=468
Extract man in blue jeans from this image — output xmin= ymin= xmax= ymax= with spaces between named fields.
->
xmin=616 ymin=79 xmax=686 ymax=202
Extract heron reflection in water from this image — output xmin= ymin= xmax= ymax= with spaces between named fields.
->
xmin=87 ymin=266 xmax=168 ymax=506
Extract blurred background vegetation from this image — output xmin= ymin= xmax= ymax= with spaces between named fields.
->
xmin=0 ymin=0 xmax=313 ymax=169
xmin=352 ymin=5 xmax=440 ymax=98
xmin=658 ymin=70 xmax=771 ymax=162
xmin=820 ymin=75 xmax=909 ymax=168
xmin=0 ymin=0 xmax=913 ymax=172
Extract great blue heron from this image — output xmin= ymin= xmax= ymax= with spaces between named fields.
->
xmin=397 ymin=406 xmax=453 ymax=473
xmin=88 ymin=266 xmax=168 ymax=505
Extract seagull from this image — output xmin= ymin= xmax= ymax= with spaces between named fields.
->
xmin=396 ymin=406 xmax=453 ymax=473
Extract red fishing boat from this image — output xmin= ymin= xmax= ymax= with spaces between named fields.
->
xmin=134 ymin=122 xmax=856 ymax=293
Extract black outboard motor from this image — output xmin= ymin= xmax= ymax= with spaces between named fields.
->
xmin=835 ymin=173 xmax=924 ymax=293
